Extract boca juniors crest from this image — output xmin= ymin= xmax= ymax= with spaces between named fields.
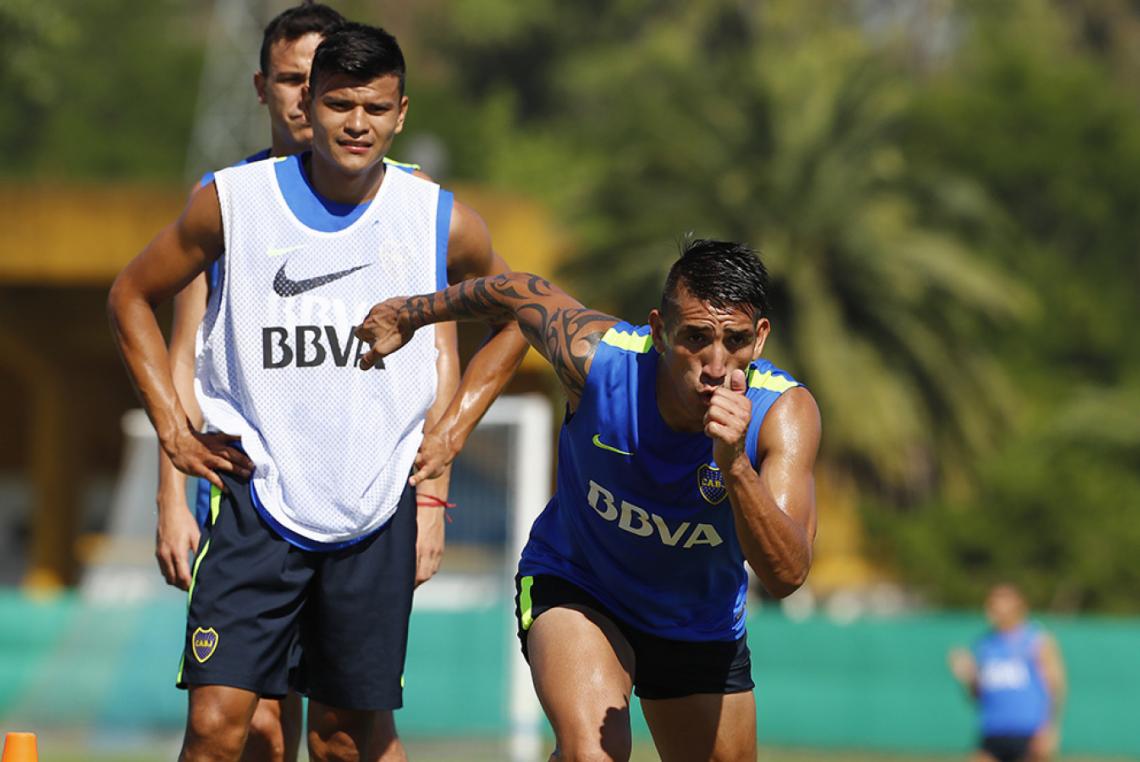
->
xmin=192 ymin=627 xmax=219 ymax=663
xmin=697 ymin=463 xmax=727 ymax=505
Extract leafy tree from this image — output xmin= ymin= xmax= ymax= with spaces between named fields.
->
xmin=911 ymin=0 xmax=1140 ymax=379
xmin=875 ymin=385 xmax=1140 ymax=612
xmin=0 ymin=0 xmax=202 ymax=180
xmin=0 ymin=0 xmax=77 ymax=164
xmin=891 ymin=0 xmax=1140 ymax=610
xmin=429 ymin=1 xmax=1031 ymax=497
xmin=419 ymin=0 xmax=1140 ymax=610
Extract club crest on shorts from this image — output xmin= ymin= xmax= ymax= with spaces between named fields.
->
xmin=192 ymin=627 xmax=219 ymax=663
xmin=697 ymin=463 xmax=727 ymax=505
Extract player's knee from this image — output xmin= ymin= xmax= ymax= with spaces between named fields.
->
xmin=184 ymin=699 xmax=249 ymax=759
xmin=309 ymin=708 xmax=398 ymax=762
xmin=243 ymin=702 xmax=287 ymax=762
xmin=308 ymin=731 xmax=378 ymax=762
xmin=308 ymin=731 xmax=359 ymax=762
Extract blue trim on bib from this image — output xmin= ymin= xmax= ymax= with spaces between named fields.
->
xmin=248 ymin=480 xmax=377 ymax=552
xmin=435 ymin=189 xmax=453 ymax=290
xmin=201 ymin=148 xmax=272 ymax=295
xmin=273 ymin=153 xmax=372 ymax=233
xmin=193 ymin=477 xmax=212 ymax=526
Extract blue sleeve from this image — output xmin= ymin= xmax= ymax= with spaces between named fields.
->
xmin=435 ymin=189 xmax=453 ymax=290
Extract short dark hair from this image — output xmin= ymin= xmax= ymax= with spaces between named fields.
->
xmin=309 ymin=22 xmax=406 ymax=95
xmin=660 ymin=239 xmax=770 ymax=324
xmin=259 ymin=2 xmax=345 ymax=75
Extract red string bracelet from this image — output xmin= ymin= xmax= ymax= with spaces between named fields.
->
xmin=415 ymin=494 xmax=457 ymax=523
xmin=415 ymin=494 xmax=456 ymax=508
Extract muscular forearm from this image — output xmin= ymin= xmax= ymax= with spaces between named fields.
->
xmin=361 ymin=270 xmax=611 ymax=405
xmin=157 ymin=451 xmax=188 ymax=503
xmin=434 ymin=322 xmax=528 ymax=451
xmin=169 ymin=277 xmax=206 ymax=428
xmin=159 ymin=288 xmax=204 ymax=503
xmin=108 ymin=280 xmax=190 ymax=447
xmin=402 ymin=273 xmax=533 ymax=329
xmin=397 ymin=272 xmax=590 ymax=377
xmin=722 ymin=455 xmax=812 ymax=598
xmin=418 ymin=323 xmax=460 ymax=497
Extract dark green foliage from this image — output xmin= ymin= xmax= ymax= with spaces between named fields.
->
xmin=420 ymin=0 xmax=1140 ymax=611
xmin=0 ymin=0 xmax=202 ymax=180
xmin=2 ymin=0 xmax=1138 ymax=611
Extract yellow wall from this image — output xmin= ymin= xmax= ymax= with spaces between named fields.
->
xmin=0 ymin=180 xmax=565 ymax=589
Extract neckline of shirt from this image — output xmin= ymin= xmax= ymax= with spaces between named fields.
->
xmin=274 ymin=152 xmax=378 ymax=233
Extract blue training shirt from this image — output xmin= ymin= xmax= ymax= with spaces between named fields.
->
xmin=518 ymin=322 xmax=801 ymax=642
xmin=973 ymin=624 xmax=1051 ymax=736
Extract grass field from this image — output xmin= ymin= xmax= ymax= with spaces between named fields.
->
xmin=37 ymin=735 xmax=1137 ymax=762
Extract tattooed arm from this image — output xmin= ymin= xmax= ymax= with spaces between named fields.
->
xmin=355 ymin=273 xmax=617 ymax=409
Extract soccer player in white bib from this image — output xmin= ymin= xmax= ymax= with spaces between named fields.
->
xmin=158 ymin=7 xmax=347 ymax=759
xmin=156 ymin=7 xmax=514 ymax=759
xmin=109 ymin=23 xmax=527 ymax=762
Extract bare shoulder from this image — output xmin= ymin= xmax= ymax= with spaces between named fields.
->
xmin=757 ymin=386 xmax=821 ymax=459
xmin=176 ymin=180 xmax=224 ymax=258
xmin=446 ymin=199 xmax=493 ymax=281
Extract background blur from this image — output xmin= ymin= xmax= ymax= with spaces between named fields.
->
xmin=1 ymin=0 xmax=1139 ymax=759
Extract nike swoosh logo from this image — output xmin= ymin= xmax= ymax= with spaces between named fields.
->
xmin=273 ymin=261 xmax=371 ymax=297
xmin=592 ymin=434 xmax=633 ymax=456
xmin=267 ymin=244 xmax=305 ymax=257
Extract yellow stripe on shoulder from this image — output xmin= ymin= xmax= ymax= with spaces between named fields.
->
xmin=747 ymin=368 xmax=799 ymax=394
xmin=601 ymin=328 xmax=654 ymax=353
xmin=383 ymin=157 xmax=422 ymax=170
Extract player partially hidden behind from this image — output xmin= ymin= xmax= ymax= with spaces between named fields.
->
xmin=355 ymin=239 xmax=821 ymax=761
xmin=949 ymin=584 xmax=1067 ymax=762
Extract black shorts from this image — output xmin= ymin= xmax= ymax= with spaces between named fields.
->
xmin=980 ymin=734 xmax=1033 ymax=762
xmin=178 ymin=471 xmax=416 ymax=710
xmin=514 ymin=573 xmax=753 ymax=700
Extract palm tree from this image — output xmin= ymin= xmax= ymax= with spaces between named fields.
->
xmin=546 ymin=1 xmax=1033 ymax=498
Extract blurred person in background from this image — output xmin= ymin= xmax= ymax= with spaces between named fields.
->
xmin=354 ymin=239 xmax=820 ymax=762
xmin=949 ymin=583 xmax=1067 ymax=762
xmin=111 ymin=21 xmax=525 ymax=762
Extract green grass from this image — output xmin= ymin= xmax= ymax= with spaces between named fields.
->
xmin=35 ymin=737 xmax=1136 ymax=762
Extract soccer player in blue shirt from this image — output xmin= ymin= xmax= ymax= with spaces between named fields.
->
xmin=950 ymin=584 xmax=1067 ymax=762
xmin=356 ymin=239 xmax=821 ymax=760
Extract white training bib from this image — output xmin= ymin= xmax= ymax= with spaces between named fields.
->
xmin=196 ymin=156 xmax=445 ymax=545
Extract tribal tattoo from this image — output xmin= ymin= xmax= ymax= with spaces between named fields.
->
xmin=402 ymin=273 xmax=616 ymax=404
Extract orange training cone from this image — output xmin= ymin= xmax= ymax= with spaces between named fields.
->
xmin=1 ymin=732 xmax=37 ymax=762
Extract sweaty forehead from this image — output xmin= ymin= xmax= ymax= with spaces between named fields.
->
xmin=669 ymin=294 xmax=756 ymax=332
xmin=313 ymin=71 xmax=401 ymax=100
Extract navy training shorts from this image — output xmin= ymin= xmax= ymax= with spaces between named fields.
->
xmin=515 ymin=573 xmax=753 ymax=700
xmin=178 ymin=471 xmax=416 ymax=710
